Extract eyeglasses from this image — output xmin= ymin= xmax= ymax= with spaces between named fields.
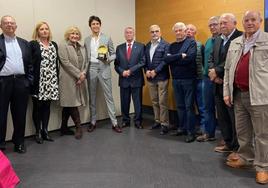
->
xmin=150 ymin=30 xmax=160 ymax=34
xmin=208 ymin=23 xmax=219 ymax=28
xmin=2 ymin=21 xmax=16 ymax=26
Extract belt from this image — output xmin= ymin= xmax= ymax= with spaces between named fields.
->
xmin=0 ymin=74 xmax=25 ymax=79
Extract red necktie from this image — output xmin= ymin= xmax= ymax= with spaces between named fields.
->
xmin=127 ymin=43 xmax=132 ymax=60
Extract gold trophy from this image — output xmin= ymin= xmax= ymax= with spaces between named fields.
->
xmin=97 ymin=45 xmax=108 ymax=61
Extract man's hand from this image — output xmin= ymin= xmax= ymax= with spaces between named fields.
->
xmin=122 ymin=70 xmax=131 ymax=77
xmin=208 ymin=68 xmax=217 ymax=81
xmin=214 ymin=77 xmax=223 ymax=84
xmin=150 ymin=70 xmax=157 ymax=78
xmin=224 ymin=96 xmax=232 ymax=107
xmin=146 ymin=70 xmax=151 ymax=78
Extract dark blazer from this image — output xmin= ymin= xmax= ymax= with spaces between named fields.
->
xmin=114 ymin=41 xmax=145 ymax=88
xmin=29 ymin=40 xmax=59 ymax=95
xmin=144 ymin=38 xmax=170 ymax=81
xmin=0 ymin=34 xmax=33 ymax=85
xmin=208 ymin=29 xmax=243 ymax=79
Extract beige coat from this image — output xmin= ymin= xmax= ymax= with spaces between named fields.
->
xmin=58 ymin=41 xmax=89 ymax=107
xmin=224 ymin=31 xmax=268 ymax=105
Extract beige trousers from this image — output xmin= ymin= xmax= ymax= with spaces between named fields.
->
xmin=234 ymin=90 xmax=268 ymax=171
xmin=147 ymin=80 xmax=169 ymax=126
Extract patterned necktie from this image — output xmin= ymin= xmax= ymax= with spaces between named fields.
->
xmin=127 ymin=43 xmax=132 ymax=60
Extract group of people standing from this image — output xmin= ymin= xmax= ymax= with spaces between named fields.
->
xmin=0 ymin=9 xmax=268 ymax=184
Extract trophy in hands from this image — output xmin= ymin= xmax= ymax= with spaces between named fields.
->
xmin=97 ymin=45 xmax=108 ymax=62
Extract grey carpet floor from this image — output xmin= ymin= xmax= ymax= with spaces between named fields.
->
xmin=4 ymin=117 xmax=262 ymax=188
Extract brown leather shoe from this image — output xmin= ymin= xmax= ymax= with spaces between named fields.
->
xmin=112 ymin=125 xmax=122 ymax=133
xmin=214 ymin=144 xmax=232 ymax=153
xmin=87 ymin=123 xmax=96 ymax=132
xmin=226 ymin=158 xmax=252 ymax=169
xmin=256 ymin=171 xmax=268 ymax=184
xmin=227 ymin=152 xmax=240 ymax=162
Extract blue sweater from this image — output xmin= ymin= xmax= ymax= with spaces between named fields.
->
xmin=144 ymin=38 xmax=170 ymax=81
xmin=165 ymin=37 xmax=197 ymax=79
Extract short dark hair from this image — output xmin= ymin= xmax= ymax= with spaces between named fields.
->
xmin=88 ymin=15 xmax=101 ymax=26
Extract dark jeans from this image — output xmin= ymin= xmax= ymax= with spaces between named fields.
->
xmin=172 ymin=78 xmax=196 ymax=135
xmin=196 ymin=77 xmax=216 ymax=137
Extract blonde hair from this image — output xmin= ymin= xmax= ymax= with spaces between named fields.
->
xmin=64 ymin=26 xmax=82 ymax=41
xmin=32 ymin=21 xmax=52 ymax=41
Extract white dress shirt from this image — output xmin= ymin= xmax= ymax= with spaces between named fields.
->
xmin=90 ymin=34 xmax=100 ymax=63
xmin=0 ymin=35 xmax=25 ymax=76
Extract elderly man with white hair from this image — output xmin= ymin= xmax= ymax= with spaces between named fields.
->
xmin=208 ymin=13 xmax=242 ymax=154
xmin=224 ymin=10 xmax=268 ymax=185
xmin=165 ymin=22 xmax=197 ymax=143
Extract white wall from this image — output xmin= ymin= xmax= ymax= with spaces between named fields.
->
xmin=0 ymin=0 xmax=135 ymax=140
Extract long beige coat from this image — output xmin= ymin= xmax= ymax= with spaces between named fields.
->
xmin=58 ymin=41 xmax=89 ymax=107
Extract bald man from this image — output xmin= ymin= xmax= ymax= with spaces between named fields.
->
xmin=208 ymin=13 xmax=242 ymax=153
xmin=186 ymin=24 xmax=207 ymax=138
xmin=144 ymin=25 xmax=170 ymax=135
xmin=224 ymin=10 xmax=268 ymax=185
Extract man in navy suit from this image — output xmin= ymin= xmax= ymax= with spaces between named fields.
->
xmin=144 ymin=25 xmax=170 ymax=135
xmin=114 ymin=27 xmax=145 ymax=129
xmin=0 ymin=15 xmax=33 ymax=153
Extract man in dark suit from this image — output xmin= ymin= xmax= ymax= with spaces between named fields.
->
xmin=208 ymin=13 xmax=242 ymax=154
xmin=0 ymin=15 xmax=33 ymax=153
xmin=144 ymin=25 xmax=170 ymax=135
xmin=114 ymin=27 xmax=145 ymax=129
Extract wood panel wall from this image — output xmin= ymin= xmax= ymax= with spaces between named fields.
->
xmin=136 ymin=0 xmax=264 ymax=109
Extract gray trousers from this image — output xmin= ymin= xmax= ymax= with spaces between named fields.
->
xmin=234 ymin=90 xmax=268 ymax=171
xmin=88 ymin=72 xmax=117 ymax=126
xmin=147 ymin=80 xmax=169 ymax=126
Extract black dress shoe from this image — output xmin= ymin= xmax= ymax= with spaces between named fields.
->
xmin=14 ymin=144 xmax=26 ymax=153
xmin=42 ymin=130 xmax=54 ymax=142
xmin=135 ymin=123 xmax=143 ymax=129
xmin=170 ymin=129 xmax=187 ymax=136
xmin=112 ymin=125 xmax=122 ymax=133
xmin=0 ymin=142 xmax=6 ymax=151
xmin=150 ymin=122 xmax=161 ymax=130
xmin=121 ymin=122 xmax=130 ymax=128
xmin=185 ymin=134 xmax=196 ymax=143
xmin=35 ymin=132 xmax=44 ymax=144
xmin=42 ymin=135 xmax=54 ymax=142
xmin=160 ymin=125 xmax=169 ymax=135
xmin=87 ymin=123 xmax=96 ymax=132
